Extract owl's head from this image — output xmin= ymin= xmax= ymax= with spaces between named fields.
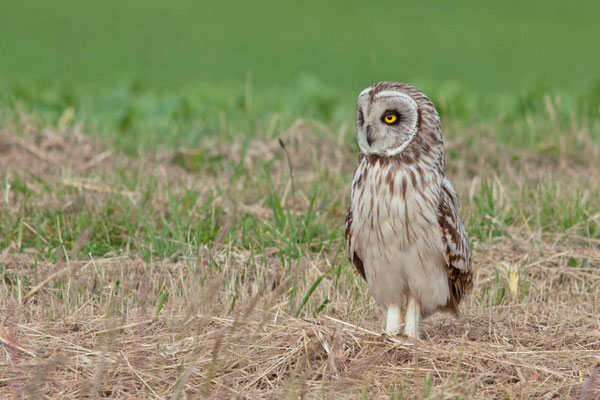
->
xmin=356 ymin=82 xmax=439 ymax=156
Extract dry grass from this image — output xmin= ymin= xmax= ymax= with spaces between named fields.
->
xmin=1 ymin=114 xmax=600 ymax=399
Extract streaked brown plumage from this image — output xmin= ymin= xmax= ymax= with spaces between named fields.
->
xmin=345 ymin=82 xmax=472 ymax=339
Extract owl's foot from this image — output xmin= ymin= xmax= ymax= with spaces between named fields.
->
xmin=384 ymin=305 xmax=403 ymax=335
xmin=404 ymin=295 xmax=421 ymax=339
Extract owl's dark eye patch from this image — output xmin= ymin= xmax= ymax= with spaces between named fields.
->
xmin=381 ymin=110 xmax=401 ymax=125
xmin=357 ymin=109 xmax=364 ymax=126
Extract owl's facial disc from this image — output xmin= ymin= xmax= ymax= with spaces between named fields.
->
xmin=356 ymin=90 xmax=420 ymax=156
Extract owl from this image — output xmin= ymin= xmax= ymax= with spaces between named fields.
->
xmin=345 ymin=82 xmax=472 ymax=339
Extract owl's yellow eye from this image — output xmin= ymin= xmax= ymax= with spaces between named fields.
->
xmin=383 ymin=112 xmax=399 ymax=124
xmin=384 ymin=114 xmax=397 ymax=124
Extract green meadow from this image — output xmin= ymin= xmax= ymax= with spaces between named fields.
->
xmin=2 ymin=0 xmax=600 ymax=145
xmin=3 ymin=0 xmax=600 ymax=91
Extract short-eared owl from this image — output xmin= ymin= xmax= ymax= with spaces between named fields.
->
xmin=345 ymin=82 xmax=472 ymax=339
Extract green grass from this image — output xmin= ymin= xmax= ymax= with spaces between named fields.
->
xmin=3 ymin=163 xmax=599 ymax=267
xmin=2 ymin=85 xmax=599 ymax=264
xmin=2 ymin=1 xmax=600 ymax=95
xmin=1 ymin=88 xmax=599 ymax=397
xmin=2 ymin=79 xmax=600 ymax=155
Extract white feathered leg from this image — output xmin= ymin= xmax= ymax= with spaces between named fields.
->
xmin=404 ymin=295 xmax=421 ymax=339
xmin=384 ymin=305 xmax=402 ymax=335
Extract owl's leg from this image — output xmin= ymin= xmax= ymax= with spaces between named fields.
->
xmin=404 ymin=295 xmax=421 ymax=339
xmin=384 ymin=305 xmax=403 ymax=335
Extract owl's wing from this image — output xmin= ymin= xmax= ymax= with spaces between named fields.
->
xmin=438 ymin=178 xmax=473 ymax=312
xmin=345 ymin=207 xmax=366 ymax=281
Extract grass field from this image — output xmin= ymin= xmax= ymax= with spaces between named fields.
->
xmin=2 ymin=0 xmax=600 ymax=94
xmin=1 ymin=89 xmax=599 ymax=398
xmin=1 ymin=2 xmax=600 ymax=399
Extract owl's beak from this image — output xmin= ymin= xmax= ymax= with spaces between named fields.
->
xmin=366 ymin=125 xmax=374 ymax=146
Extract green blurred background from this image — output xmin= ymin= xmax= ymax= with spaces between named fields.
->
xmin=1 ymin=0 xmax=599 ymax=149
